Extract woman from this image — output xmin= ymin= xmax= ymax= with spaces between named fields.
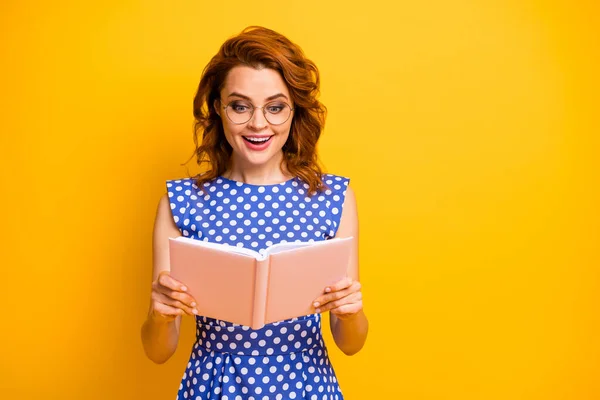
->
xmin=141 ymin=26 xmax=368 ymax=399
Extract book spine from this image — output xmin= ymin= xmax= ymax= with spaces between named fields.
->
xmin=252 ymin=258 xmax=270 ymax=329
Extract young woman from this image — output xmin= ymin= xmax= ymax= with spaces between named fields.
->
xmin=141 ymin=26 xmax=368 ymax=399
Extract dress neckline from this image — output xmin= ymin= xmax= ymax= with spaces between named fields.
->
xmin=217 ymin=175 xmax=297 ymax=187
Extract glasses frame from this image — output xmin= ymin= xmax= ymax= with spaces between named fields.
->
xmin=222 ymin=100 xmax=295 ymax=126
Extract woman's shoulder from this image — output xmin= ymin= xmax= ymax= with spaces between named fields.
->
xmin=320 ymin=172 xmax=350 ymax=191
xmin=166 ymin=176 xmax=197 ymax=188
xmin=321 ymin=171 xmax=349 ymax=180
xmin=166 ymin=174 xmax=222 ymax=193
xmin=164 ymin=177 xmax=203 ymax=210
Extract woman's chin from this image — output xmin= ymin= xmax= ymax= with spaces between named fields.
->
xmin=236 ymin=148 xmax=281 ymax=167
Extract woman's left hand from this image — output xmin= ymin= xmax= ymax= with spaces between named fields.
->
xmin=313 ymin=277 xmax=363 ymax=321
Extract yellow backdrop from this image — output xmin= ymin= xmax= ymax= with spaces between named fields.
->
xmin=1 ymin=0 xmax=598 ymax=398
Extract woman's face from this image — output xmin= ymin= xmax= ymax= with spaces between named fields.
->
xmin=216 ymin=66 xmax=294 ymax=169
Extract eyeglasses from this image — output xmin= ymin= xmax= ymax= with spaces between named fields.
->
xmin=222 ymin=99 xmax=294 ymax=125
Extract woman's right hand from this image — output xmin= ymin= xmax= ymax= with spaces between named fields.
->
xmin=149 ymin=270 xmax=198 ymax=322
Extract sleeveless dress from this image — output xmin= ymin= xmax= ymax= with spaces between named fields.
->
xmin=166 ymin=173 xmax=350 ymax=400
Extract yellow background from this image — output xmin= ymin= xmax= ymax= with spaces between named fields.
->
xmin=1 ymin=0 xmax=598 ymax=398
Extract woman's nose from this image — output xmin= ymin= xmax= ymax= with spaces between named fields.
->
xmin=248 ymin=107 xmax=268 ymax=129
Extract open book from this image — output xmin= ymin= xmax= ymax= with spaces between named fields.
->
xmin=168 ymin=236 xmax=353 ymax=329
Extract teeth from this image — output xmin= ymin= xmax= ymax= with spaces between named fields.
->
xmin=246 ymin=137 xmax=270 ymax=143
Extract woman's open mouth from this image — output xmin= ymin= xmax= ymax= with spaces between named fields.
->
xmin=242 ymin=135 xmax=273 ymax=151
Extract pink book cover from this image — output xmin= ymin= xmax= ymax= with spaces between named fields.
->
xmin=168 ymin=237 xmax=353 ymax=329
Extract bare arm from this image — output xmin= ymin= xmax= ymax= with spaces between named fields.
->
xmin=324 ymin=186 xmax=369 ymax=355
xmin=141 ymin=193 xmax=197 ymax=364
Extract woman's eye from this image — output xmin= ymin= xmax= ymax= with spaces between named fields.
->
xmin=231 ymin=103 xmax=250 ymax=113
xmin=266 ymin=104 xmax=284 ymax=113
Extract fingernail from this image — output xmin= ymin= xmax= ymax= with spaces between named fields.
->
xmin=191 ymin=302 xmax=196 ymax=307
xmin=181 ymin=286 xmax=187 ymax=291
xmin=315 ymin=308 xmax=321 ymax=313
xmin=192 ymin=308 xmax=198 ymax=315
xmin=313 ymin=302 xmax=320 ymax=307
xmin=324 ymin=287 xmax=331 ymax=293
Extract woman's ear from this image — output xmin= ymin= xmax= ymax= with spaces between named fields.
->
xmin=214 ymin=99 xmax=221 ymax=117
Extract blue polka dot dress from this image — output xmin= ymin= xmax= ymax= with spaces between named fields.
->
xmin=166 ymin=173 xmax=350 ymax=400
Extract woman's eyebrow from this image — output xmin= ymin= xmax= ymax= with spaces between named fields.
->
xmin=228 ymin=92 xmax=289 ymax=101
xmin=265 ymin=93 xmax=288 ymax=101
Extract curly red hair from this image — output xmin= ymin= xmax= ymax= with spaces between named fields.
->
xmin=189 ymin=26 xmax=327 ymax=194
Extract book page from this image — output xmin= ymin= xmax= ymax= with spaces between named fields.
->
xmin=263 ymin=241 xmax=312 ymax=256
xmin=263 ymin=237 xmax=353 ymax=257
xmin=174 ymin=236 xmax=261 ymax=259
xmin=169 ymin=237 xmax=258 ymax=326
xmin=263 ymin=237 xmax=353 ymax=324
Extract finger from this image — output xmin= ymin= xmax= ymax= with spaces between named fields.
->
xmin=154 ymin=301 xmax=184 ymax=316
xmin=330 ymin=303 xmax=363 ymax=319
xmin=154 ymin=282 xmax=198 ymax=309
xmin=323 ymin=276 xmax=354 ymax=294
xmin=151 ymin=302 xmax=186 ymax=321
xmin=314 ymin=281 xmax=361 ymax=308
xmin=154 ymin=272 xmax=197 ymax=307
xmin=313 ymin=281 xmax=360 ymax=309
xmin=156 ymin=270 xmax=188 ymax=292
xmin=316 ymin=291 xmax=362 ymax=313
xmin=152 ymin=291 xmax=197 ymax=316
xmin=324 ymin=291 xmax=362 ymax=312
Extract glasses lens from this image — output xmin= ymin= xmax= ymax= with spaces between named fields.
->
xmin=225 ymin=101 xmax=292 ymax=125
xmin=226 ymin=101 xmax=253 ymax=124
xmin=264 ymin=102 xmax=292 ymax=125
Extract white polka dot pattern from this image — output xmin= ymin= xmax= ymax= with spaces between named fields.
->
xmin=167 ymin=175 xmax=348 ymax=251
xmin=167 ymin=174 xmax=349 ymax=400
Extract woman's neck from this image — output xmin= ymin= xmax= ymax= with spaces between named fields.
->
xmin=224 ymin=153 xmax=292 ymax=185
